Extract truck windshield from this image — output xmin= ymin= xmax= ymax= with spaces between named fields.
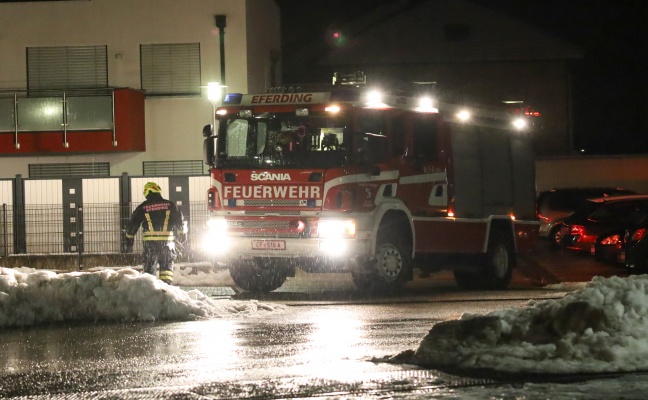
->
xmin=216 ymin=113 xmax=352 ymax=168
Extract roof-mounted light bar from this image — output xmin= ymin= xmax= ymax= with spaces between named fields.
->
xmin=415 ymin=96 xmax=438 ymax=113
xmin=513 ymin=118 xmax=527 ymax=130
xmin=325 ymin=105 xmax=341 ymax=113
xmin=332 ymin=71 xmax=367 ymax=86
xmin=456 ymin=110 xmax=470 ymax=121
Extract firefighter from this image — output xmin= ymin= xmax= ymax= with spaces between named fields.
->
xmin=123 ymin=182 xmax=187 ymax=284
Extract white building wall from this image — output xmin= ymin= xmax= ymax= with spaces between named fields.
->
xmin=0 ymin=0 xmax=280 ymax=179
xmin=536 ymin=157 xmax=648 ymax=195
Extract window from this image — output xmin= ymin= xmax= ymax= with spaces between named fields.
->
xmin=413 ymin=116 xmax=438 ymax=162
xmin=140 ymin=43 xmax=201 ymax=96
xmin=225 ymin=119 xmax=252 ymax=157
xmin=28 ymin=162 xmax=110 ymax=178
xmin=142 ymin=161 xmax=205 ymax=176
xmin=391 ymin=116 xmax=406 ymax=156
xmin=358 ymin=110 xmax=385 ymax=135
xmin=27 ymin=45 xmax=108 ymax=91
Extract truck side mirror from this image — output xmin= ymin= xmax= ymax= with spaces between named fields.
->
xmin=203 ymin=136 xmax=216 ymax=166
xmin=202 ymin=124 xmax=214 ymax=138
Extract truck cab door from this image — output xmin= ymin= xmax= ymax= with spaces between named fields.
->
xmin=400 ymin=115 xmax=448 ymax=217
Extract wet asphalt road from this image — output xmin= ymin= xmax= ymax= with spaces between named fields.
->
xmin=0 ymin=241 xmax=636 ymax=399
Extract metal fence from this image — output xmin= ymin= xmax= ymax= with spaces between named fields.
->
xmin=0 ymin=201 xmax=209 ymax=258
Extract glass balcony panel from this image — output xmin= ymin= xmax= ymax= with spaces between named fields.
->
xmin=67 ymin=96 xmax=113 ymax=130
xmin=0 ymin=98 xmax=15 ymax=132
xmin=18 ymin=97 xmax=64 ymax=132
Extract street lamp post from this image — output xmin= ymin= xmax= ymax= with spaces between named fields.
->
xmin=207 ymin=82 xmax=223 ymax=135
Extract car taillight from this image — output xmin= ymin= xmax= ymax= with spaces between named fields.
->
xmin=631 ymin=228 xmax=647 ymax=242
xmin=600 ymin=234 xmax=621 ymax=246
xmin=570 ymin=225 xmax=585 ymax=236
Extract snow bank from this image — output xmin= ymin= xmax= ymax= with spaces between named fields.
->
xmin=0 ymin=267 xmax=286 ymax=328
xmin=413 ymin=275 xmax=648 ymax=374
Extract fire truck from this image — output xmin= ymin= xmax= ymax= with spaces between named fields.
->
xmin=201 ymin=73 xmax=539 ymax=293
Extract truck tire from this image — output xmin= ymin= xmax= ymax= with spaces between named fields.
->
xmin=453 ymin=230 xmax=514 ymax=290
xmin=351 ymin=225 xmax=412 ymax=294
xmin=229 ymin=259 xmax=291 ymax=293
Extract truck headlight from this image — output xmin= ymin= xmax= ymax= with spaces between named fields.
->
xmin=201 ymin=218 xmax=230 ymax=254
xmin=206 ymin=218 xmax=228 ymax=237
xmin=317 ymin=219 xmax=356 ymax=238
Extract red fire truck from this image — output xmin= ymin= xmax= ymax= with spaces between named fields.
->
xmin=201 ymin=73 xmax=539 ymax=293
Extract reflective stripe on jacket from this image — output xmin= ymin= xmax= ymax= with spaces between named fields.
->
xmin=126 ymin=193 xmax=184 ymax=242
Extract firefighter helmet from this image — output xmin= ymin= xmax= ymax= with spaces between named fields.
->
xmin=143 ymin=182 xmax=162 ymax=197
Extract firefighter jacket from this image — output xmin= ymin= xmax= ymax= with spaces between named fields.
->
xmin=125 ymin=193 xmax=185 ymax=242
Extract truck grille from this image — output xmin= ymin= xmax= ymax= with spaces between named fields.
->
xmin=244 ymin=199 xmax=303 ymax=207
xmin=245 ymin=210 xmax=301 ymax=216
xmin=243 ymin=232 xmax=301 ymax=238
xmin=228 ymin=219 xmax=309 ymax=239
xmin=231 ymin=220 xmax=291 ymax=229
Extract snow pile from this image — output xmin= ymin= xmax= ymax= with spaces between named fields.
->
xmin=0 ymin=267 xmax=286 ymax=328
xmin=413 ymin=274 xmax=648 ymax=374
xmin=173 ymin=264 xmax=235 ymax=287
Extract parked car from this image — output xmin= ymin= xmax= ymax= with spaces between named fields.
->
xmin=595 ymin=208 xmax=648 ymax=265
xmin=537 ymin=187 xmax=636 ymax=247
xmin=559 ymin=194 xmax=648 ymax=255
xmin=595 ymin=228 xmax=631 ymax=264
xmin=621 ymin=222 xmax=648 ymax=273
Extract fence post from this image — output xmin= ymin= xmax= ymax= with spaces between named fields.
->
xmin=120 ymin=172 xmax=131 ymax=253
xmin=13 ymin=174 xmax=26 ymax=254
xmin=77 ymin=205 xmax=83 ymax=270
xmin=1 ymin=203 xmax=6 ymax=258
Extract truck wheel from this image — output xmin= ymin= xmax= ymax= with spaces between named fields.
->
xmin=351 ymin=227 xmax=411 ymax=293
xmin=483 ymin=231 xmax=514 ymax=289
xmin=453 ymin=230 xmax=514 ymax=290
xmin=229 ymin=259 xmax=290 ymax=293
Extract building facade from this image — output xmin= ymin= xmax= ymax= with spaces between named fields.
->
xmin=0 ymin=0 xmax=280 ymax=178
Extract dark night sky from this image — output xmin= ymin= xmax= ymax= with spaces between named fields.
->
xmin=276 ymin=0 xmax=648 ymax=155
xmin=3 ymin=0 xmax=646 ymax=154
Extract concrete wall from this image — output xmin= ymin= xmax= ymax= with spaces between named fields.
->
xmin=536 ymin=156 xmax=648 ymax=194
xmin=0 ymin=0 xmax=280 ymax=178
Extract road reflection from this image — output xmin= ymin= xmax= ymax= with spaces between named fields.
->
xmin=294 ymin=308 xmax=367 ymax=379
xmin=168 ymin=319 xmax=243 ymax=381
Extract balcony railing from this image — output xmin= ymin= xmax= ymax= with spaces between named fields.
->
xmin=0 ymin=88 xmax=144 ymax=155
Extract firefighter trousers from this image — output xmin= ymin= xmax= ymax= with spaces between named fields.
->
xmin=142 ymin=241 xmax=177 ymax=284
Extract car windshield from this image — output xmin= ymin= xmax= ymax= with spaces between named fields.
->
xmin=216 ymin=113 xmax=354 ymax=169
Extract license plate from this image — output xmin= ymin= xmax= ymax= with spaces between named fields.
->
xmin=251 ymin=240 xmax=286 ymax=250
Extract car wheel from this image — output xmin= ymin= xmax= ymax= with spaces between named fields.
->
xmin=549 ymin=225 xmax=564 ymax=249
